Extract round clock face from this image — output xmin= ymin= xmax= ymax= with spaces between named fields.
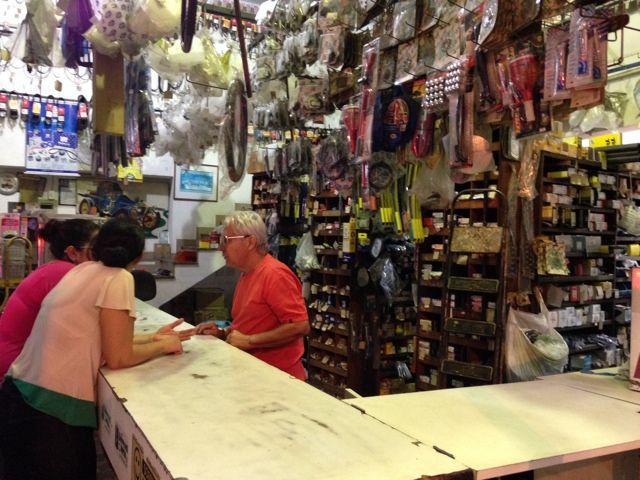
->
xmin=0 ymin=174 xmax=19 ymax=195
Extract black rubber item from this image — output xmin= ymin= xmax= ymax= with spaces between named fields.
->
xmin=368 ymin=162 xmax=394 ymax=190
xmin=224 ymin=79 xmax=248 ymax=183
xmin=181 ymin=0 xmax=197 ymax=53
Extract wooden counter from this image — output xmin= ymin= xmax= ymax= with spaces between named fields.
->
xmin=537 ymin=368 xmax=640 ymax=405
xmin=346 ymin=380 xmax=640 ymax=480
xmin=97 ymin=301 xmax=467 ymax=480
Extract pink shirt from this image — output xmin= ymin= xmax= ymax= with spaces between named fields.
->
xmin=0 ymin=260 xmax=75 ymax=379
xmin=231 ymin=255 xmax=308 ymax=380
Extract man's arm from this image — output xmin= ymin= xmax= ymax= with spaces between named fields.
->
xmin=226 ymin=320 xmax=310 ymax=350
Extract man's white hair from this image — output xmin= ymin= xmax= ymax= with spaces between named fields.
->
xmin=223 ymin=210 xmax=268 ymax=253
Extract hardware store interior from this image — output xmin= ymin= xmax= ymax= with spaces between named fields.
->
xmin=1 ymin=0 xmax=640 ymax=479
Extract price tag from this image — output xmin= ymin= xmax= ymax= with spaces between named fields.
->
xmin=589 ymin=132 xmax=621 ymax=148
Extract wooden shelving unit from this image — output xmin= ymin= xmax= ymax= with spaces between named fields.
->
xmin=534 ymin=150 xmax=626 ymax=371
xmin=306 ymin=191 xmax=361 ymax=398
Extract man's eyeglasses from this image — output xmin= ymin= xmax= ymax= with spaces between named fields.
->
xmin=221 ymin=234 xmax=251 ymax=246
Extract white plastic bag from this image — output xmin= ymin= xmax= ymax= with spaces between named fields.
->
xmin=506 ymin=291 xmax=569 ymax=382
xmin=129 ymin=0 xmax=180 ymax=39
xmin=619 ymin=204 xmax=640 ymax=236
xmin=295 ymin=231 xmax=319 ymax=271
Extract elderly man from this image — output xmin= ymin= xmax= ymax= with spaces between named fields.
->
xmin=197 ymin=211 xmax=310 ymax=380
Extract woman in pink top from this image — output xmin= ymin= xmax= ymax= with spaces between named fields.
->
xmin=0 ymin=218 xmax=99 ymax=380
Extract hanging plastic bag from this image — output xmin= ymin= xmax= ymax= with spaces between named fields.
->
xmin=619 ymin=203 xmax=640 ymax=236
xmin=368 ymin=256 xmax=402 ymax=305
xmin=506 ymin=290 xmax=569 ymax=382
xmin=129 ymin=0 xmax=180 ymax=40
xmin=295 ymin=231 xmax=319 ymax=271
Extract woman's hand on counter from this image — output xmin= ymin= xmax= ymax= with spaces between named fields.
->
xmin=195 ymin=322 xmax=227 ymax=340
xmin=154 ymin=334 xmax=184 ymax=354
xmin=153 ymin=319 xmax=196 ymax=342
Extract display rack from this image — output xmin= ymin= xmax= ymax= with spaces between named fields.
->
xmin=535 ymin=150 xmax=624 ymax=371
xmin=440 ymin=188 xmax=507 ymax=388
xmin=306 ymin=191 xmax=361 ymax=397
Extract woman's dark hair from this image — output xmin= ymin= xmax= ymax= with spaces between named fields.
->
xmin=92 ymin=218 xmax=145 ymax=268
xmin=39 ymin=218 xmax=100 ymax=260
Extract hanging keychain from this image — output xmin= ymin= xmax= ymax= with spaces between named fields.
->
xmin=8 ymin=92 xmax=19 ymax=120
xmin=0 ymin=91 xmax=7 ymax=118
xmin=31 ymin=94 xmax=42 ymax=125
xmin=20 ymin=97 xmax=30 ymax=123
xmin=77 ymin=95 xmax=89 ymax=130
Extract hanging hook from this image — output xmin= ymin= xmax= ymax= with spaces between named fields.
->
xmin=421 ymin=63 xmax=445 ymax=73
xmin=446 ymin=0 xmax=472 ymax=13
xmin=446 ymin=50 xmax=460 ymax=60
xmin=385 ymin=32 xmax=403 ymax=43
xmin=422 ymin=11 xmax=449 ymax=26
xmin=405 ymin=21 xmax=419 ymax=32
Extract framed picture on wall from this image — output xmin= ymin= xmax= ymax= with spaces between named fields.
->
xmin=58 ymin=178 xmax=77 ymax=206
xmin=173 ymin=164 xmax=218 ymax=202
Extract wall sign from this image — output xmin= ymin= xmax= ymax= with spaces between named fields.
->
xmin=173 ymin=164 xmax=218 ymax=202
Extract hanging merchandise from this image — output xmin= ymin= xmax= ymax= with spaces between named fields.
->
xmin=0 ymin=92 xmax=7 ymax=118
xmin=562 ymin=7 xmax=608 ymax=112
xmin=543 ymin=27 xmax=571 ymax=102
xmin=392 ymin=0 xmax=416 ymax=44
xmin=368 ymin=255 xmax=402 ymax=305
xmin=12 ymin=0 xmax=62 ymax=66
xmin=297 ymin=77 xmax=331 ymax=117
xmin=446 ymin=58 xmax=471 ymax=169
xmin=8 ymin=93 xmax=19 ymax=121
xmin=60 ymin=0 xmax=93 ymax=68
xmin=341 ymin=103 xmax=359 ymax=156
xmin=317 ymin=0 xmax=356 ymax=32
xmin=368 ymin=152 xmax=397 ymax=192
xmin=319 ymin=26 xmax=345 ymax=70
xmin=475 ymin=49 xmax=498 ymax=110
xmin=218 ymin=78 xmax=248 ymax=195
xmin=412 ymin=97 xmax=435 ymax=158
xmin=508 ymin=41 xmax=551 ymax=139
xmin=511 ymin=0 xmax=541 ymax=34
xmin=25 ymin=97 xmax=80 ymax=175
xmin=381 ymin=86 xmax=419 ymax=152
xmin=509 ymin=53 xmax=538 ymax=125
xmin=77 ymin=95 xmax=89 ymax=131
xmin=129 ymin=0 xmax=180 ymax=40
xmin=124 ymin=56 xmax=157 ymax=158
xmin=316 ymin=133 xmax=349 ymax=181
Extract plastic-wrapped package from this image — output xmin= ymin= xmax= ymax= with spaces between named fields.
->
xmin=392 ymin=1 xmax=416 ymax=43
xmin=517 ymin=138 xmax=540 ymax=200
xmin=295 ymin=231 xmax=320 ymax=271
xmin=368 ymin=256 xmax=402 ymax=305
xmin=409 ymin=141 xmax=454 ymax=209
xmin=543 ymin=27 xmax=571 ymax=101
xmin=129 ymin=0 xmax=180 ymax=39
xmin=13 ymin=0 xmax=61 ymax=65
xmin=361 ymin=38 xmax=380 ymax=89
xmin=566 ymin=8 xmax=607 ymax=91
xmin=319 ymin=26 xmax=345 ymax=70
xmin=578 ymin=104 xmax=621 ymax=133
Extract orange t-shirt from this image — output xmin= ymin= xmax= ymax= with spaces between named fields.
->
xmin=231 ymin=255 xmax=308 ymax=379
